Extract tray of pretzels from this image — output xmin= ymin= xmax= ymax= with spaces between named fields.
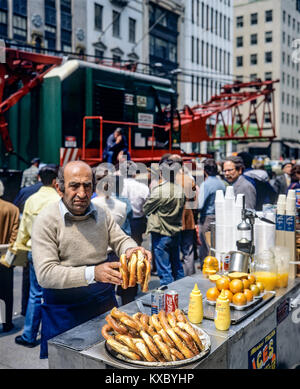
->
xmin=120 ymin=250 xmax=151 ymax=293
xmin=101 ymin=307 xmax=211 ymax=367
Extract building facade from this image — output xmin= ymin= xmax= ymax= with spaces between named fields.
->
xmin=179 ymin=0 xmax=234 ymax=155
xmin=0 ymin=0 xmax=87 ymax=54
xmin=234 ymin=0 xmax=300 ymax=159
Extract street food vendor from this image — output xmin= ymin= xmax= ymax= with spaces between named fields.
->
xmin=31 ymin=161 xmax=151 ymax=359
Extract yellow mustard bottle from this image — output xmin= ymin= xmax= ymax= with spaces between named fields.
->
xmin=188 ymin=283 xmax=203 ymax=324
xmin=214 ymin=289 xmax=231 ymax=331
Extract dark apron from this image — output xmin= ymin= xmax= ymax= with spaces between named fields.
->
xmin=40 ymin=282 xmax=117 ymax=359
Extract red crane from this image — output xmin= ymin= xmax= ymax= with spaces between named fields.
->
xmin=0 ymin=48 xmax=62 ymax=158
xmin=174 ymin=79 xmax=279 ymax=144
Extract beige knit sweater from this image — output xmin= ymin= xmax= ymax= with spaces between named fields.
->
xmin=31 ymin=201 xmax=137 ymax=289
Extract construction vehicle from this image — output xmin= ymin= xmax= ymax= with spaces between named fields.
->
xmin=0 ymin=48 xmax=279 ymax=171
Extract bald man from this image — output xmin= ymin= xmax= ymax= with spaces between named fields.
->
xmin=31 ymin=161 xmax=151 ymax=359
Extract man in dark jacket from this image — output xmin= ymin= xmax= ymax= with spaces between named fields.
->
xmin=102 ymin=128 xmax=130 ymax=165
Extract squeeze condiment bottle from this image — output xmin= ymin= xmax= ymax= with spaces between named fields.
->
xmin=214 ymin=289 xmax=231 ymax=331
xmin=188 ymin=283 xmax=203 ymax=324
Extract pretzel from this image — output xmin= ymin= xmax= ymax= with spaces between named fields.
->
xmin=176 ymin=322 xmax=204 ymax=351
xmin=128 ymin=253 xmax=137 ymax=287
xmin=165 ymin=328 xmax=194 ymax=359
xmin=102 ymin=308 xmax=205 ymax=363
xmin=131 ymin=338 xmax=157 ymax=362
xmin=115 ymin=334 xmax=142 ymax=357
xmin=120 ymin=254 xmax=129 ymax=289
xmin=140 ymin=330 xmax=161 ymax=358
xmin=173 ymin=327 xmax=199 ymax=356
xmin=152 ymin=333 xmax=172 ymax=362
xmin=106 ymin=337 xmax=141 ymax=361
xmin=170 ymin=347 xmax=185 ymax=361
xmin=119 ymin=250 xmax=151 ymax=292
xmin=101 ymin=324 xmax=114 ymax=340
xmin=105 ymin=314 xmax=128 ymax=335
xmin=137 ymin=250 xmax=145 ymax=284
xmin=174 ymin=309 xmax=188 ymax=323
xmin=167 ymin=312 xmax=177 ymax=328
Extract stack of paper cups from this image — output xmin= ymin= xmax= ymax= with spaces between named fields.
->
xmin=215 ymin=190 xmax=225 ymax=263
xmin=234 ymin=194 xmax=244 ymax=250
xmin=224 ymin=186 xmax=236 ymax=252
xmin=286 ymin=190 xmax=296 ymax=278
xmin=254 ymin=211 xmax=276 ymax=254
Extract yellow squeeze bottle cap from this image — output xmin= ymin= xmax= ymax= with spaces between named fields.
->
xmin=192 ymin=283 xmax=201 ymax=295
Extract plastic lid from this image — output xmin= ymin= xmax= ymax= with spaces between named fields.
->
xmin=225 ymin=186 xmax=235 ymax=199
xmin=215 ymin=190 xmax=225 ymax=202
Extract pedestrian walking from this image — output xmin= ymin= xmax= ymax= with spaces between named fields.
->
xmin=14 ymin=165 xmax=60 ymax=348
xmin=0 ymin=180 xmax=19 ymax=332
xmin=143 ymin=158 xmax=185 ymax=286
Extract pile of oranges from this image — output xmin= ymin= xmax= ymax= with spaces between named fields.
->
xmin=206 ymin=274 xmax=265 ymax=306
xmin=202 ymin=256 xmax=219 ymax=277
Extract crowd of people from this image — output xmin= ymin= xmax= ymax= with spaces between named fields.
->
xmin=0 ymin=147 xmax=299 ymax=360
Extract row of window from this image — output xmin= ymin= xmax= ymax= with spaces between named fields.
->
xmin=190 ymin=77 xmax=223 ymax=103
xmin=95 ymin=3 xmax=136 ymax=43
xmin=236 ymin=31 xmax=273 ymax=47
xmin=281 ymin=92 xmax=300 ymax=109
xmin=236 ymin=52 xmax=272 ymax=67
xmin=237 ymin=9 xmax=300 ymax=33
xmin=282 ymin=72 xmax=299 ymax=88
xmin=191 ymin=1 xmax=231 ymax=41
xmin=191 ymin=37 xmax=231 ymax=74
xmin=281 ymin=112 xmax=299 ymax=127
xmin=236 ymin=10 xmax=273 ymax=27
xmin=282 ymin=51 xmax=300 ymax=70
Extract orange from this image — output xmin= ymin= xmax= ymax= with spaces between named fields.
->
xmin=247 ymin=274 xmax=256 ymax=285
xmin=228 ymin=272 xmax=248 ymax=280
xmin=209 ymin=274 xmax=221 ymax=283
xmin=244 ymin=289 xmax=253 ymax=302
xmin=229 ymin=279 xmax=244 ymax=294
xmin=242 ymin=279 xmax=250 ymax=290
xmin=256 ymin=281 xmax=265 ymax=293
xmin=204 ymin=256 xmax=219 ymax=267
xmin=216 ymin=277 xmax=230 ymax=291
xmin=250 ymin=284 xmax=260 ymax=297
xmin=232 ymin=292 xmax=247 ymax=306
xmin=223 ymin=289 xmax=233 ymax=303
xmin=206 ymin=287 xmax=220 ymax=301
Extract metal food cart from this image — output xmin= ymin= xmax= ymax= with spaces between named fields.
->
xmin=47 ymin=274 xmax=300 ymax=369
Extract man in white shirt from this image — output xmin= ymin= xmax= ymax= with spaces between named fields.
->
xmin=119 ymin=161 xmax=150 ymax=246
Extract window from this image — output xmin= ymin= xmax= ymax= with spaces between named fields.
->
xmin=282 ymin=92 xmax=285 ymax=104
xmin=236 ymin=56 xmax=243 ymax=67
xmin=282 ymin=51 xmax=285 ymax=64
xmin=282 ymin=112 xmax=285 ymax=123
xmin=265 ymin=31 xmax=272 ymax=43
xmin=236 ymin=36 xmax=243 ymax=47
xmin=95 ymin=3 xmax=103 ymax=30
xmin=0 ymin=0 xmax=8 ymax=38
xmin=265 ymin=51 xmax=272 ymax=63
xmin=45 ymin=0 xmax=56 ymax=27
xmin=282 ymin=71 xmax=285 ymax=84
xmin=45 ymin=26 xmax=56 ymax=51
xmin=191 ymin=36 xmax=194 ymax=63
xmin=112 ymin=10 xmax=120 ymax=37
xmin=265 ymin=10 xmax=273 ymax=22
xmin=201 ymin=40 xmax=204 ymax=65
xmin=129 ymin=17 xmax=136 ymax=43
xmin=283 ymin=10 xmax=286 ymax=23
xmin=251 ymin=13 xmax=258 ymax=25
xmin=250 ymin=73 xmax=257 ymax=81
xmin=236 ymin=15 xmax=243 ymax=28
xmin=265 ymin=71 xmax=272 ymax=80
xmin=13 ymin=0 xmax=27 ymax=41
xmin=197 ymin=38 xmax=199 ymax=64
xmin=250 ymin=53 xmax=257 ymax=65
xmin=95 ymin=49 xmax=104 ymax=60
xmin=282 ymin=31 xmax=285 ymax=43
xmin=250 ymin=33 xmax=257 ymax=45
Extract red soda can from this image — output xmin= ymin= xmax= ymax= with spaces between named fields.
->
xmin=165 ymin=290 xmax=178 ymax=314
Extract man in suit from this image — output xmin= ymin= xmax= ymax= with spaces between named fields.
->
xmin=272 ymin=161 xmax=294 ymax=196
